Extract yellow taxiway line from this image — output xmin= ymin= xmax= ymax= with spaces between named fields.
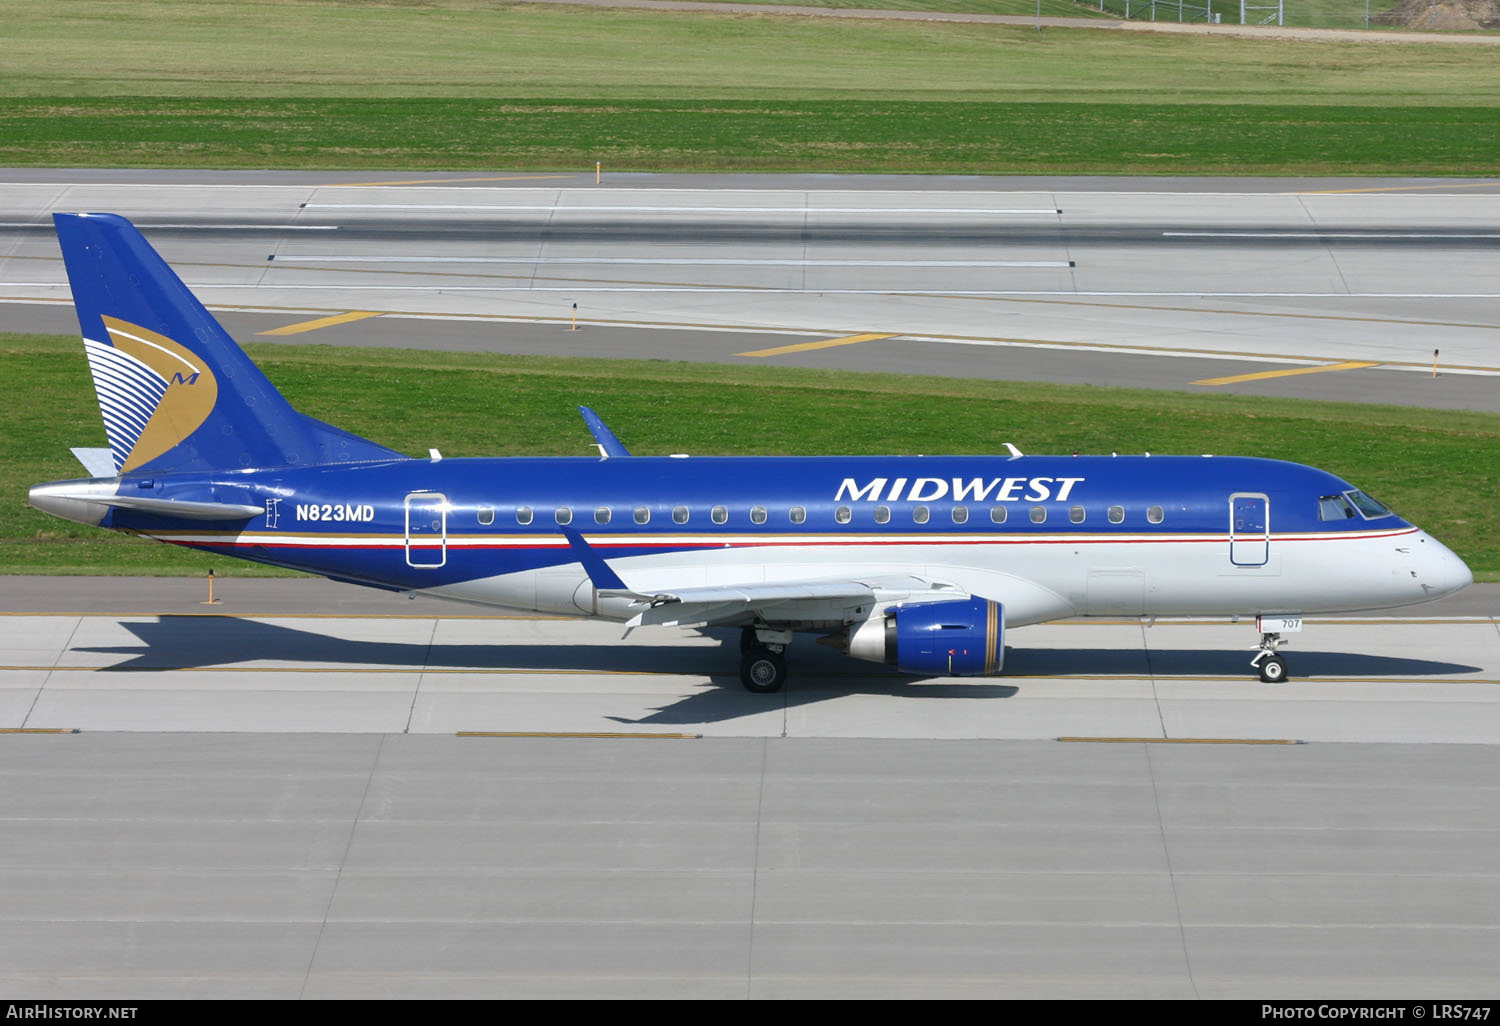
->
xmin=258 ymin=310 xmax=385 ymax=336
xmin=737 ymin=332 xmax=897 ymax=358
xmin=1297 ymin=182 xmax=1500 ymax=195
xmin=1194 ymin=361 xmax=1379 ymax=386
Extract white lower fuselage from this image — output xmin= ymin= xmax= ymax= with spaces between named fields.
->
xmin=424 ymin=523 xmax=1464 ymax=628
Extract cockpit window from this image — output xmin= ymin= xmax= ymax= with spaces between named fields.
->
xmin=1318 ymin=494 xmax=1356 ymax=521
xmin=1346 ymin=490 xmax=1393 ymax=519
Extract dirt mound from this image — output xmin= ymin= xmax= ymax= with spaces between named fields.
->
xmin=1374 ymin=0 xmax=1500 ymax=29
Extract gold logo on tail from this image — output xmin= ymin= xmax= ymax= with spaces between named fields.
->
xmin=98 ymin=316 xmax=219 ymax=472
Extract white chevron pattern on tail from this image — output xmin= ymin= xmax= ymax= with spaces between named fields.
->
xmin=82 ymin=337 xmax=167 ymax=474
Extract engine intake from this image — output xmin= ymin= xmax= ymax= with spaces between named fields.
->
xmin=846 ymin=597 xmax=1004 ymax=676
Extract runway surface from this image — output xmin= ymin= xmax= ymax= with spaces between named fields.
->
xmin=5 ymin=171 xmax=1500 ymax=998
xmin=4 ymin=169 xmax=1500 ymax=411
xmin=2 ymin=576 xmax=1499 ymax=998
xmin=3 ymin=579 xmax=1498 ymax=741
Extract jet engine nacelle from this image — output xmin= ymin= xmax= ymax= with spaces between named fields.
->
xmin=846 ymin=597 xmax=1005 ymax=676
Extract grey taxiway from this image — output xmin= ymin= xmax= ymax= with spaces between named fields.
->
xmin=2 ymin=171 xmax=1498 ymax=999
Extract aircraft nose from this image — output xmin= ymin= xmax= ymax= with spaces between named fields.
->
xmin=1414 ymin=532 xmax=1472 ymax=601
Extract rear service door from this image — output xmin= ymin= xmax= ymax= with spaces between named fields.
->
xmin=1229 ymin=493 xmax=1269 ymax=567
xmin=405 ymin=491 xmax=448 ymax=568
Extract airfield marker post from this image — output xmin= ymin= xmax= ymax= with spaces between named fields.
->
xmin=203 ymin=569 xmax=220 ymax=605
xmin=572 ymin=302 xmax=578 ymax=331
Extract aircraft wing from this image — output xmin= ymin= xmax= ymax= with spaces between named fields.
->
xmin=603 ymin=573 xmax=961 ymax=631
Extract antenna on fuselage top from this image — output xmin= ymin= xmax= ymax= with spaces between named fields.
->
xmin=1003 ymin=442 xmax=1023 ymax=460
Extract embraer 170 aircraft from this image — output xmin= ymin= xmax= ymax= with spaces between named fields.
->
xmin=30 ymin=213 xmax=1473 ymax=692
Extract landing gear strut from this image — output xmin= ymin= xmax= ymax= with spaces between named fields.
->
xmin=1251 ymin=632 xmax=1290 ymax=683
xmin=739 ymin=626 xmax=791 ymax=693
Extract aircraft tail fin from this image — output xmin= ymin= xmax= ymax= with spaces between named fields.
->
xmin=53 ymin=212 xmax=403 ymax=475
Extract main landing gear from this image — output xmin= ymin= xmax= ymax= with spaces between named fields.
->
xmin=739 ymin=626 xmax=790 ymax=694
xmin=1251 ymin=632 xmax=1290 ymax=683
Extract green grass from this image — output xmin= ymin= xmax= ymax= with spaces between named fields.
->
xmin=5 ymin=97 xmax=1498 ymax=174
xmin=6 ymin=332 xmax=1498 ymax=579
xmin=695 ymin=0 xmax=1116 ymax=16
xmin=7 ymin=1 xmax=1496 ymax=103
xmin=3 ymin=1 xmax=1499 ymax=174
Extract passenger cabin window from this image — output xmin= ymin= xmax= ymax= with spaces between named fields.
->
xmin=952 ymin=506 xmax=969 ymax=525
xmin=711 ymin=506 xmax=728 ymax=525
xmin=555 ymin=507 xmax=573 ymax=526
xmin=1147 ymin=505 xmax=1164 ymax=524
xmin=835 ymin=506 xmax=852 ymax=524
xmin=595 ymin=507 xmax=611 ymax=525
xmin=633 ymin=506 xmax=650 ymax=525
xmin=750 ymin=506 xmax=767 ymax=525
xmin=1069 ymin=506 xmax=1085 ymax=524
xmin=913 ymin=506 xmax=930 ymax=525
xmin=789 ymin=506 xmax=806 ymax=525
xmin=1030 ymin=506 xmax=1046 ymax=524
xmin=477 ymin=506 xmax=494 ymax=526
xmin=673 ymin=506 xmax=689 ymax=524
xmin=874 ymin=506 xmax=890 ymax=525
xmin=1107 ymin=505 xmax=1125 ymax=524
xmin=516 ymin=506 xmax=533 ymax=526
xmin=990 ymin=506 xmax=1007 ymax=525
xmin=1318 ymin=494 xmax=1357 ymax=521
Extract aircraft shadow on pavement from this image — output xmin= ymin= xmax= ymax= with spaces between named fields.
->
xmin=1007 ymin=647 xmax=1481 ymax=678
xmin=77 ymin=617 xmax=1479 ymax=685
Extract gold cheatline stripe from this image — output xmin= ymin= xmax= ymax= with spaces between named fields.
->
xmin=737 ymin=332 xmax=897 ymax=358
xmin=457 ymin=731 xmax=699 ymax=740
xmin=258 ymin=310 xmax=385 ymax=336
xmin=1194 ymin=361 xmax=1379 ymax=386
xmin=0 ymin=728 xmax=79 ymax=734
xmin=1058 ymin=736 xmax=1301 ymax=745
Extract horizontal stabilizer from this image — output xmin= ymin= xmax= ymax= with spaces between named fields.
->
xmin=101 ymin=493 xmax=264 ymax=519
xmin=29 ymin=479 xmax=263 ymax=525
xmin=69 ymin=447 xmax=116 ymax=478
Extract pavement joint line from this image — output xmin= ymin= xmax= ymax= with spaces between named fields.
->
xmin=1193 ymin=361 xmax=1381 ymax=386
xmin=22 ymin=255 xmax=1500 ymax=333
xmin=1058 ymin=737 xmax=1304 ymax=744
xmin=257 ymin=310 xmax=384 ymax=336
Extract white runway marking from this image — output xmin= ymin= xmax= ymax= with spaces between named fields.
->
xmin=0 ymin=222 xmax=338 ymax=230
xmin=266 ymin=255 xmax=1075 ymax=268
xmin=303 ymin=203 xmax=1064 ymax=215
xmin=11 ymin=282 xmax=1500 ymax=301
xmin=1163 ymin=231 xmax=1500 ymax=240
